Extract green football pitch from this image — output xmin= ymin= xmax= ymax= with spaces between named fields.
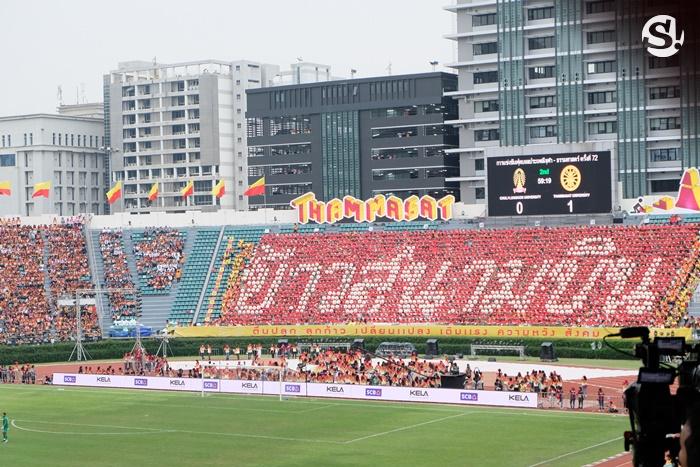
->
xmin=0 ymin=384 xmax=628 ymax=467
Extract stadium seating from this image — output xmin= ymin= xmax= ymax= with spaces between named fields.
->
xmin=0 ymin=223 xmax=52 ymax=344
xmin=215 ymin=225 xmax=700 ymax=327
xmin=45 ymin=222 xmax=101 ymax=341
xmin=169 ymin=228 xmax=220 ymax=324
xmin=198 ymin=227 xmax=265 ymax=324
xmin=132 ymin=228 xmax=185 ymax=294
xmin=99 ymin=229 xmax=140 ymax=322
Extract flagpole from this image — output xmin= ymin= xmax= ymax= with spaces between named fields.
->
xmin=263 ymin=186 xmax=268 ymax=223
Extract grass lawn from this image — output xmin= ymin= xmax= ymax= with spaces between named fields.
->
xmin=0 ymin=384 xmax=629 ymax=467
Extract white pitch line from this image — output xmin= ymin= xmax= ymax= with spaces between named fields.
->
xmin=11 ymin=419 xmax=344 ymax=445
xmin=527 ymin=436 xmax=623 ymax=467
xmin=296 ymin=404 xmax=335 ymax=414
xmin=11 ymin=419 xmax=174 ymax=436
xmin=343 ymin=412 xmax=468 ymax=444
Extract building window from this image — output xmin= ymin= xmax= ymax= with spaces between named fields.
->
xmin=23 ymin=134 xmax=27 ymax=146
xmin=650 ymin=148 xmax=680 ymax=162
xmin=587 ymin=30 xmax=616 ymax=44
xmin=528 ymin=36 xmax=554 ymax=50
xmin=651 ymin=179 xmax=680 ymax=192
xmin=649 ymin=55 xmax=680 ymax=69
xmin=529 ymin=125 xmax=557 ymax=138
xmin=650 ymin=86 xmax=681 ymax=99
xmin=0 ymin=154 xmax=15 ymax=166
xmin=474 ymin=129 xmax=500 ymax=141
xmin=529 ymin=95 xmax=556 ymax=109
xmin=473 ymin=71 xmax=498 ymax=84
xmin=474 ymin=100 xmax=499 ymax=112
xmin=472 ymin=13 xmax=496 ymax=26
xmin=475 ymin=187 xmax=485 ymax=199
xmin=587 ymin=60 xmax=615 ymax=74
xmin=475 ymin=158 xmax=484 ymax=171
xmin=528 ymin=66 xmax=555 ymax=79
xmin=649 ymin=117 xmax=681 ymax=131
xmin=588 ymin=121 xmax=617 ymax=134
xmin=29 ymin=133 xmax=33 ymax=145
xmin=587 ymin=90 xmax=616 ymax=104
xmin=586 ymin=0 xmax=614 ymax=13
xmin=473 ymin=42 xmax=498 ymax=55
xmin=527 ymin=6 xmax=554 ymax=20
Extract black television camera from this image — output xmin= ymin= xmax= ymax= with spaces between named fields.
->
xmin=614 ymin=327 xmax=700 ymax=466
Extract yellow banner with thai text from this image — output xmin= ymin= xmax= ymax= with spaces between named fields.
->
xmin=172 ymin=324 xmax=690 ymax=340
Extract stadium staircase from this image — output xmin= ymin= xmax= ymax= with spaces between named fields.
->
xmin=195 ymin=227 xmax=266 ymax=324
xmin=131 ymin=229 xmax=192 ymax=331
xmin=40 ymin=231 xmax=58 ymax=339
xmin=85 ymin=229 xmax=109 ymax=333
xmin=88 ymin=230 xmax=144 ymax=334
xmin=169 ymin=227 xmax=221 ymax=325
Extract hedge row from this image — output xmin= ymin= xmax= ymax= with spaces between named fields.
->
xmin=0 ymin=335 xmax=637 ymax=365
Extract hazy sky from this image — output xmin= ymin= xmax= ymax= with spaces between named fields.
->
xmin=0 ymin=0 xmax=455 ymax=116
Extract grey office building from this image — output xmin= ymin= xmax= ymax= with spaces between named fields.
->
xmin=445 ymin=0 xmax=700 ymax=204
xmin=245 ymin=72 xmax=459 ymax=208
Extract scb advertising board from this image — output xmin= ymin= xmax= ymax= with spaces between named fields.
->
xmin=53 ymin=373 xmax=537 ymax=409
xmin=487 ymin=151 xmax=612 ymax=216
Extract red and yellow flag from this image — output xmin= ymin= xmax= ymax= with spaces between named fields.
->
xmin=244 ymin=177 xmax=265 ymax=197
xmin=106 ymin=181 xmax=122 ymax=205
xmin=181 ymin=180 xmax=194 ymax=199
xmin=148 ymin=182 xmax=159 ymax=202
xmin=32 ymin=181 xmax=51 ymax=198
xmin=212 ymin=180 xmax=225 ymax=199
xmin=0 ymin=181 xmax=10 ymax=196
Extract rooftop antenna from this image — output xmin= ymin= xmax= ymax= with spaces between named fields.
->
xmin=80 ymin=83 xmax=86 ymax=104
xmin=296 ymin=57 xmax=303 ymax=63
xmin=350 ymin=69 xmax=357 ymax=79
xmin=386 ymin=62 xmax=392 ymax=75
xmin=429 ymin=61 xmax=439 ymax=72
xmin=57 ymin=86 xmax=63 ymax=106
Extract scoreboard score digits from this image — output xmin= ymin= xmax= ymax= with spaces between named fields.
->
xmin=486 ymin=151 xmax=612 ymax=216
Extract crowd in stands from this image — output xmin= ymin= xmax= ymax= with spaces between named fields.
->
xmin=0 ymin=224 xmax=51 ymax=344
xmin=204 ymin=239 xmax=254 ymax=323
xmin=216 ymin=225 xmax=700 ymax=328
xmin=99 ymin=229 xmax=140 ymax=322
xmin=133 ymin=228 xmax=184 ymax=291
xmin=46 ymin=221 xmax=100 ymax=339
xmin=0 ymin=218 xmax=101 ymax=345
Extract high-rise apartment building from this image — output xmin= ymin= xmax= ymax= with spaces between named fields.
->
xmin=105 ymin=60 xmax=340 ymax=214
xmin=445 ymin=0 xmax=699 ymax=205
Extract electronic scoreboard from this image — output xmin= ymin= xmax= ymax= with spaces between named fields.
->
xmin=486 ymin=151 xmax=612 ymax=216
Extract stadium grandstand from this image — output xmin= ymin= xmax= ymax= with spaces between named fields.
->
xmin=0 ymin=210 xmax=699 ymax=344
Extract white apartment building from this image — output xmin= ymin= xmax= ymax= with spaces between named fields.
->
xmin=105 ymin=60 xmax=281 ymax=213
xmin=0 ymin=114 xmax=105 ymax=217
